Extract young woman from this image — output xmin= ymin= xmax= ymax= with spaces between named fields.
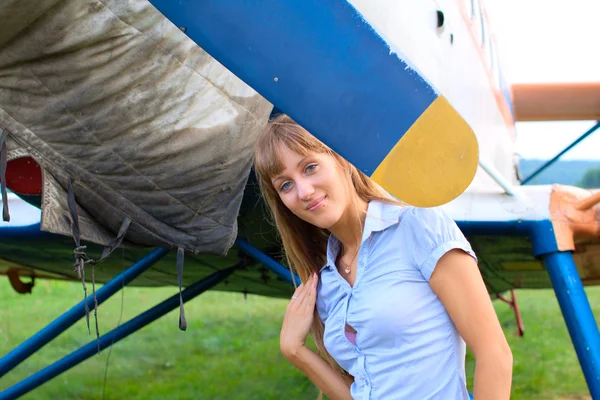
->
xmin=253 ymin=114 xmax=513 ymax=400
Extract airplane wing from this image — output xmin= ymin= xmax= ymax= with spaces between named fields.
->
xmin=512 ymin=82 xmax=600 ymax=122
xmin=0 ymin=190 xmax=294 ymax=298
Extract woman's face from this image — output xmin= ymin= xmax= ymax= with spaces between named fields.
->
xmin=271 ymin=144 xmax=352 ymax=230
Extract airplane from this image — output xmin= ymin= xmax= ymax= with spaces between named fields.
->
xmin=1 ymin=0 xmax=599 ymax=398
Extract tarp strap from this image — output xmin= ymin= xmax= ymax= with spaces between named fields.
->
xmin=67 ymin=178 xmax=91 ymax=335
xmin=0 ymin=129 xmax=10 ymax=222
xmin=177 ymin=247 xmax=187 ymax=331
xmin=67 ymin=178 xmax=132 ymax=346
xmin=96 ymin=217 xmax=131 ymax=264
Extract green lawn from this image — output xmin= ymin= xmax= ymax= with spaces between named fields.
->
xmin=0 ymin=279 xmax=597 ymax=399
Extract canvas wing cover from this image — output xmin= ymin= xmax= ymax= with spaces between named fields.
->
xmin=0 ymin=0 xmax=273 ymax=256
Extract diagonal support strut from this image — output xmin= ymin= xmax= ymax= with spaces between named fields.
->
xmin=0 ymin=248 xmax=168 ymax=378
xmin=236 ymin=238 xmax=301 ymax=286
xmin=521 ymin=121 xmax=600 ymax=185
xmin=0 ymin=266 xmax=236 ymax=400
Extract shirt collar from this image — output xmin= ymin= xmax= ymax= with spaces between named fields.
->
xmin=320 ymin=200 xmax=405 ymax=272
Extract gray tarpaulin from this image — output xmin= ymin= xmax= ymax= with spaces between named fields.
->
xmin=0 ymin=0 xmax=273 ymax=255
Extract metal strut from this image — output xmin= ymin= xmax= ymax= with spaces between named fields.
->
xmin=542 ymin=251 xmax=600 ymax=398
xmin=0 ymin=266 xmax=236 ymax=400
xmin=0 ymin=248 xmax=169 ymax=379
xmin=496 ymin=289 xmax=525 ymax=337
xmin=525 ymin=217 xmax=600 ymax=398
xmin=236 ymin=238 xmax=301 ymax=286
xmin=521 ymin=120 xmax=600 ymax=185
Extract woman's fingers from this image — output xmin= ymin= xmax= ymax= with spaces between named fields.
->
xmin=279 ymin=272 xmax=319 ymax=354
xmin=293 ymin=282 xmax=304 ymax=295
xmin=294 ymin=273 xmax=316 ymax=310
xmin=293 ymin=287 xmax=308 ymax=305
xmin=301 ymin=273 xmax=318 ymax=311
xmin=289 ymin=272 xmax=317 ymax=308
xmin=290 ymin=281 xmax=306 ymax=298
xmin=293 ymin=275 xmax=313 ymax=304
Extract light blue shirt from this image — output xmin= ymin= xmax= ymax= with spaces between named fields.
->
xmin=316 ymin=201 xmax=477 ymax=399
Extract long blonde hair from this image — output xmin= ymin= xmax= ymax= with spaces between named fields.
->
xmin=253 ymin=113 xmax=401 ymax=376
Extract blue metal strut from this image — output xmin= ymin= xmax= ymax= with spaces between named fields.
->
xmin=0 ymin=266 xmax=236 ymax=400
xmin=236 ymin=238 xmax=301 ymax=286
xmin=542 ymin=251 xmax=600 ymax=397
xmin=521 ymin=120 xmax=600 ymax=185
xmin=0 ymin=247 xmax=168 ymax=378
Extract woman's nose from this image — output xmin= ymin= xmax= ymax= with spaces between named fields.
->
xmin=296 ymin=179 xmax=315 ymax=200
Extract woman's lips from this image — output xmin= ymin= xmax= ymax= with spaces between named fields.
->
xmin=306 ymin=196 xmax=326 ymax=211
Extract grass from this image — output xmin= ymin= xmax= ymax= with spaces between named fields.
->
xmin=0 ymin=279 xmax=598 ymax=399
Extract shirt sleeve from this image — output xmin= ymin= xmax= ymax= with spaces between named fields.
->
xmin=403 ymin=206 xmax=477 ymax=281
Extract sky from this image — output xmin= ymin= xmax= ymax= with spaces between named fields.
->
xmin=484 ymin=0 xmax=600 ymax=161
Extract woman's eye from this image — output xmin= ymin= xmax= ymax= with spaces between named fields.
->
xmin=280 ymin=181 xmax=292 ymax=192
xmin=305 ymin=163 xmax=318 ymax=173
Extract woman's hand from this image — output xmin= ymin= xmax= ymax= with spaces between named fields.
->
xmin=278 ymin=272 xmax=353 ymax=400
xmin=280 ymin=272 xmax=319 ymax=358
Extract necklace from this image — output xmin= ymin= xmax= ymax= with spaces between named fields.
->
xmin=338 ymin=245 xmax=360 ymax=274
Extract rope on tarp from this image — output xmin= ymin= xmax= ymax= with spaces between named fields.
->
xmin=66 ymin=176 xmax=190 ymax=334
xmin=67 ymin=178 xmax=132 ymax=349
